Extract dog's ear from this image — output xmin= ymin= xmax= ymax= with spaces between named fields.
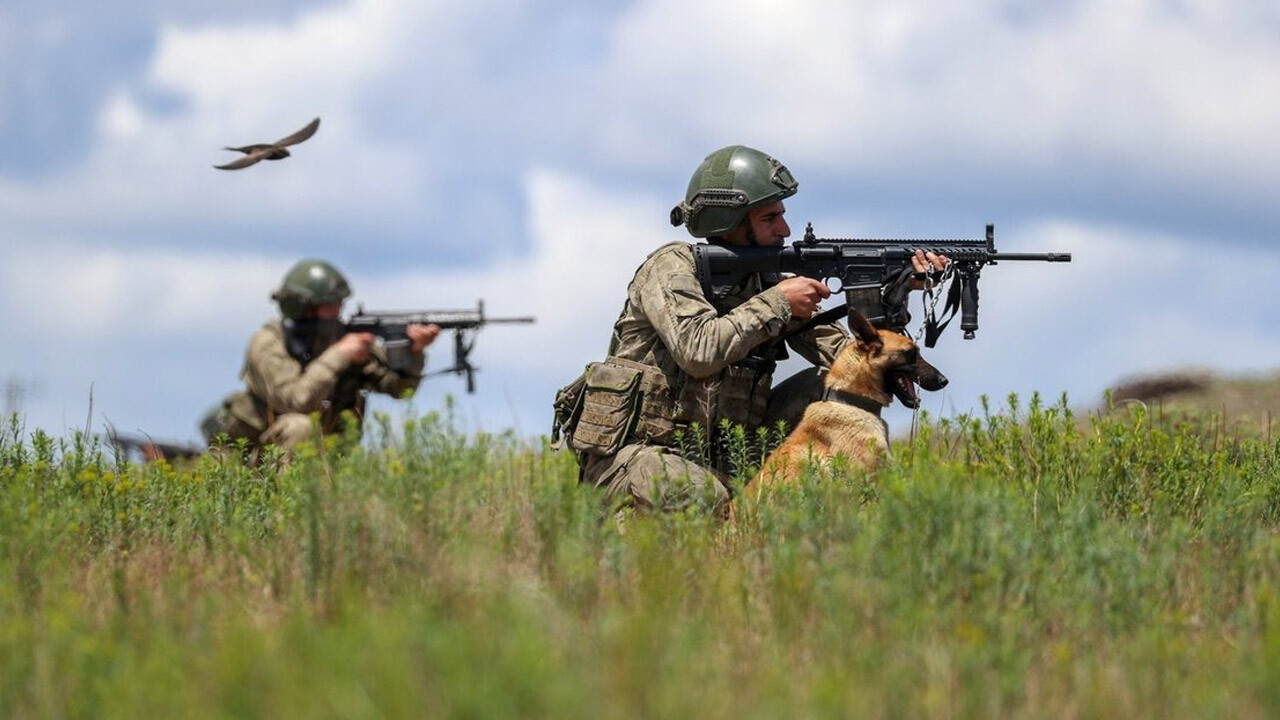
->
xmin=847 ymin=308 xmax=882 ymax=348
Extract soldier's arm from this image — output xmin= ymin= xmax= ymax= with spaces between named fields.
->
xmin=635 ymin=245 xmax=792 ymax=379
xmin=243 ymin=331 xmax=353 ymax=413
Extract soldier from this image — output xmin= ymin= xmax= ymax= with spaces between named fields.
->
xmin=204 ymin=259 xmax=439 ymax=455
xmin=554 ymin=145 xmax=946 ymax=516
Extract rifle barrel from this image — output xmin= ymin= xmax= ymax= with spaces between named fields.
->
xmin=991 ymin=252 xmax=1072 ymax=262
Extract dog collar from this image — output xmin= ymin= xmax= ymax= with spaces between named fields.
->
xmin=821 ymin=388 xmax=884 ymax=416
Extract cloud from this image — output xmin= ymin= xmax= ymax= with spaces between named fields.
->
xmin=590 ymin=0 xmax=1280 ymax=237
xmin=6 ymin=0 xmax=1278 ymax=255
xmin=0 ymin=0 xmax=334 ymax=177
xmin=0 ymin=241 xmax=283 ymax=338
xmin=361 ymin=167 xmax=658 ymax=375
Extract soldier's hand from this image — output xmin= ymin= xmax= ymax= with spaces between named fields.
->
xmin=407 ymin=323 xmax=441 ymax=354
xmin=777 ymin=277 xmax=830 ymax=320
xmin=335 ymin=332 xmax=376 ymax=364
xmin=910 ymin=250 xmax=950 ymax=290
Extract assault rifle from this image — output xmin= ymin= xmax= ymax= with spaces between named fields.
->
xmin=345 ymin=300 xmax=535 ymax=392
xmin=692 ymin=223 xmax=1070 ymax=346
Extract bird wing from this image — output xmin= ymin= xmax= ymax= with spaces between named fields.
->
xmin=214 ymin=149 xmax=272 ymax=170
xmin=223 ymin=144 xmax=273 ymax=154
xmin=275 ymin=117 xmax=320 ymax=147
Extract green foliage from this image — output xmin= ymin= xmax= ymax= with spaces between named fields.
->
xmin=4 ymin=395 xmax=1280 ymax=718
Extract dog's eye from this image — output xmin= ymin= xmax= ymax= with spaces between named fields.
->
xmin=904 ymin=347 xmax=918 ymax=363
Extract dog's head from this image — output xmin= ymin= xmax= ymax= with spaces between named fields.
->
xmin=828 ymin=309 xmax=948 ymax=409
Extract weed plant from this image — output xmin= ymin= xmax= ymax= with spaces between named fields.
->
xmin=3 ymin=394 xmax=1280 ymax=719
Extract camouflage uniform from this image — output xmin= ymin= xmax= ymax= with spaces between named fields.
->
xmin=565 ymin=241 xmax=849 ymax=515
xmin=216 ymin=319 xmax=424 ymax=451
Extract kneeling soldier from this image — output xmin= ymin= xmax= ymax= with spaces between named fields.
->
xmin=204 ymin=259 xmax=439 ymax=455
xmin=553 ymin=146 xmax=946 ymax=517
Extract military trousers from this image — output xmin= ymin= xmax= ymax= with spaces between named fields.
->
xmin=580 ymin=366 xmax=826 ymax=516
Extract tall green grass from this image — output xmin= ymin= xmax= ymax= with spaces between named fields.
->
xmin=4 ymin=394 xmax=1280 ymax=719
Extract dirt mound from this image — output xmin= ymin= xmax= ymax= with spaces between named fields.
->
xmin=1109 ymin=371 xmax=1213 ymax=404
xmin=1100 ymin=368 xmax=1280 ymax=436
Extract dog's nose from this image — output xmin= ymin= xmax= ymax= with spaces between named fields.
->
xmin=919 ymin=366 xmax=948 ymax=392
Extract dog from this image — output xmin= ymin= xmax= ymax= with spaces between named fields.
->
xmin=748 ymin=309 xmax=947 ymax=493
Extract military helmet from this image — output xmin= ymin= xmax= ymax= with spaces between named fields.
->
xmin=271 ymin=258 xmax=352 ymax=319
xmin=669 ymin=145 xmax=798 ymax=238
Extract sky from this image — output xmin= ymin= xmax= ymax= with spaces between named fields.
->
xmin=2 ymin=0 xmax=1278 ymax=445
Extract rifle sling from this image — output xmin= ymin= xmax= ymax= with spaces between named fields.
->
xmin=923 ymin=279 xmax=962 ymax=348
xmin=785 ymin=302 xmax=850 ymax=340
xmin=741 ymin=302 xmax=849 ymax=373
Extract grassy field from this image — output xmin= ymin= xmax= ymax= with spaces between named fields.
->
xmin=4 ymin=391 xmax=1280 ymax=719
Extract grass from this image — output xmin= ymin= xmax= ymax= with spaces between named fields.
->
xmin=3 ymin=393 xmax=1280 ymax=718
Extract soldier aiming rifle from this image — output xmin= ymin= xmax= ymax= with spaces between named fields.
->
xmin=204 ymin=259 xmax=532 ymax=457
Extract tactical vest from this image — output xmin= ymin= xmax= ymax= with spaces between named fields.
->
xmin=212 ymin=322 xmax=368 ymax=443
xmin=552 ymin=244 xmax=775 ymax=465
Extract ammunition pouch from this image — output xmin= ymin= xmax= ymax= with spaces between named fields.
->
xmin=553 ymin=357 xmax=685 ymax=457
xmin=323 ymin=371 xmax=368 ymax=429
xmin=551 ymin=352 xmax=775 ymax=467
xmin=566 ymin=362 xmax=643 ymax=457
xmin=550 ymin=372 xmax=586 ymax=448
xmin=198 ymin=403 xmax=231 ymax=445
xmin=206 ymin=390 xmax=268 ymax=443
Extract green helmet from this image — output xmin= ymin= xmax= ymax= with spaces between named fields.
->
xmin=271 ymin=259 xmax=352 ymax=319
xmin=669 ymin=145 xmax=798 ymax=238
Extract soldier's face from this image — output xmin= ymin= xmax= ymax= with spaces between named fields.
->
xmin=315 ymin=302 xmax=342 ymax=320
xmin=725 ymin=201 xmax=790 ymax=247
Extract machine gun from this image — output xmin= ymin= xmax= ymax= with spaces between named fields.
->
xmin=692 ymin=223 xmax=1070 ymax=346
xmin=346 ymin=300 xmax=535 ymax=392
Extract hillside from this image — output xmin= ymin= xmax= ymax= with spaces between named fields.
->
xmin=1097 ymin=367 xmax=1280 ymax=437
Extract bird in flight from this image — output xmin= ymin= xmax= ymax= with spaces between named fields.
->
xmin=214 ymin=117 xmax=320 ymax=170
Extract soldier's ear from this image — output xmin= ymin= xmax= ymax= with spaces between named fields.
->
xmin=847 ymin=308 xmax=882 ymax=349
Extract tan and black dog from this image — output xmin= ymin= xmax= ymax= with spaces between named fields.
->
xmin=749 ymin=310 xmax=947 ymax=493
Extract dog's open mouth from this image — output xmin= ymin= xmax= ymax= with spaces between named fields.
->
xmin=889 ymin=368 xmax=920 ymax=409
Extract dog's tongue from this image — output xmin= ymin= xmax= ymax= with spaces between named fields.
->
xmin=892 ymin=370 xmax=920 ymax=409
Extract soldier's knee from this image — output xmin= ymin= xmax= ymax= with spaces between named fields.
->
xmin=264 ymin=413 xmax=314 ymax=449
xmin=605 ymin=445 xmax=729 ymax=515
